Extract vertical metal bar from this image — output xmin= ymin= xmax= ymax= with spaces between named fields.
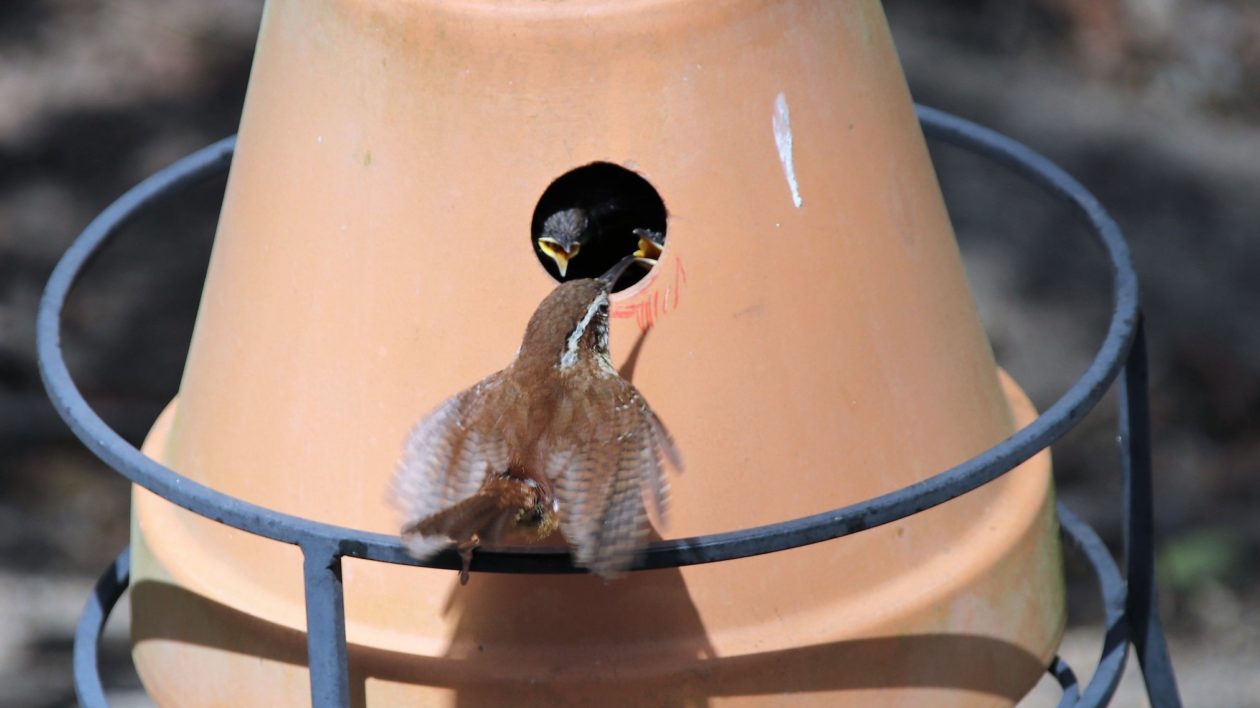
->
xmin=1118 ymin=315 xmax=1182 ymax=707
xmin=301 ymin=542 xmax=351 ymax=708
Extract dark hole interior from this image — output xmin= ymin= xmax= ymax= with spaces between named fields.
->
xmin=530 ymin=162 xmax=668 ymax=291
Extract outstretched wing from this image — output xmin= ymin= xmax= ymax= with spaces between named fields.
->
xmin=547 ymin=378 xmax=680 ymax=577
xmin=392 ymin=371 xmax=513 ymax=558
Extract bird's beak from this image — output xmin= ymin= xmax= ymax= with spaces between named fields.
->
xmin=538 ymin=237 xmax=580 ymax=277
xmin=631 ymin=228 xmax=663 ymax=262
xmin=599 ymin=255 xmax=655 ymax=289
xmin=633 ymin=237 xmax=663 ymax=261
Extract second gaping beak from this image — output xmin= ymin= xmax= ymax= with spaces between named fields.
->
xmin=631 ymin=228 xmax=664 ymax=261
xmin=537 ymin=237 xmax=580 ymax=277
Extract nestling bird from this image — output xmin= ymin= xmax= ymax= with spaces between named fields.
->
xmin=535 ymin=207 xmax=592 ymax=279
xmin=394 ymin=257 xmax=681 ymax=583
xmin=632 ymin=227 xmax=665 ymax=262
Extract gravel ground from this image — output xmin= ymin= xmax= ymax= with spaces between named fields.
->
xmin=3 ymin=1 xmax=1257 ymax=705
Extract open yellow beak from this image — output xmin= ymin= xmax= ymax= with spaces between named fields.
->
xmin=538 ymin=238 xmax=580 ymax=277
xmin=633 ymin=236 xmax=663 ymax=261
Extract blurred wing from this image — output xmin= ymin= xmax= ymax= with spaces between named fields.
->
xmin=392 ymin=372 xmax=512 ymax=557
xmin=549 ymin=379 xmax=676 ymax=577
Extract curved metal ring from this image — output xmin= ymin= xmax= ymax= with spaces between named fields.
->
xmin=73 ymin=503 xmax=1129 ymax=707
xmin=74 ymin=547 xmax=130 ymax=707
xmin=1055 ymin=504 xmax=1130 ymax=706
xmin=36 ymin=105 xmax=1139 ymax=573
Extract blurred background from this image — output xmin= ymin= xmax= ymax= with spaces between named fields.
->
xmin=1 ymin=1 xmax=1256 ymax=705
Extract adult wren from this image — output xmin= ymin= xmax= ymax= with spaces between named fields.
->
xmin=394 ymin=256 xmax=681 ymax=583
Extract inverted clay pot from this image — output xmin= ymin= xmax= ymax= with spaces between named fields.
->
xmin=130 ymin=0 xmax=1064 ymax=705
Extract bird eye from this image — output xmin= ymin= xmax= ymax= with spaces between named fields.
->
xmin=598 ymin=302 xmax=609 ymax=315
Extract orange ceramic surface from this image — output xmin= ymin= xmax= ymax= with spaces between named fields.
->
xmin=131 ymin=0 xmax=1065 ymax=705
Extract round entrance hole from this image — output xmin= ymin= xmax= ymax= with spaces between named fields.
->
xmin=530 ymin=162 xmax=668 ymax=291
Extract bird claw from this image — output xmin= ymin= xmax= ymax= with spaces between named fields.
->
xmin=457 ymin=538 xmax=478 ymax=585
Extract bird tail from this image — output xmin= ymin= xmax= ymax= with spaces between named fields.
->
xmin=401 ymin=490 xmax=504 ymax=555
xmin=401 ymin=476 xmax=549 ymax=583
xmin=402 ymin=490 xmax=511 ymax=585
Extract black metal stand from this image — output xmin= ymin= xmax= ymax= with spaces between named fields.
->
xmin=40 ymin=105 xmax=1181 ymax=707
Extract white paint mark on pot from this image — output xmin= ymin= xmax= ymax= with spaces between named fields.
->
xmin=773 ymin=92 xmax=803 ymax=209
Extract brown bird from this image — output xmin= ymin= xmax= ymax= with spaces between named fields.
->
xmin=394 ymin=257 xmax=681 ymax=583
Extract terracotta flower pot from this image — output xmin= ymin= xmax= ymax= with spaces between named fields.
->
xmin=131 ymin=0 xmax=1063 ymax=704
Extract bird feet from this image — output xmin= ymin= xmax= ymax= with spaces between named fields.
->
xmin=456 ymin=537 xmax=479 ymax=585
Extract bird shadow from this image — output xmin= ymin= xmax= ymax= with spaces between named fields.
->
xmin=617 ymin=323 xmax=652 ymax=383
xmin=129 ymin=576 xmax=1047 ymax=706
